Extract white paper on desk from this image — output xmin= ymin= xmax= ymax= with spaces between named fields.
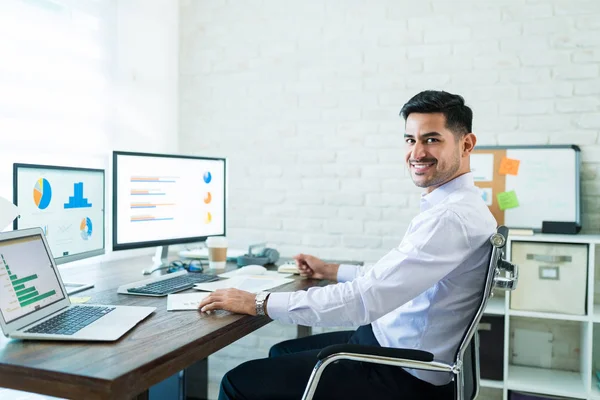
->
xmin=194 ymin=276 xmax=294 ymax=293
xmin=167 ymin=292 xmax=210 ymax=311
xmin=0 ymin=197 xmax=19 ymax=231
xmin=218 ymin=270 xmax=292 ymax=279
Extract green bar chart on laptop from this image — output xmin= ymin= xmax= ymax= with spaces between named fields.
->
xmin=1 ymin=253 xmax=56 ymax=308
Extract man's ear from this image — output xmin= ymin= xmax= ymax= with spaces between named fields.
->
xmin=462 ymin=133 xmax=477 ymax=155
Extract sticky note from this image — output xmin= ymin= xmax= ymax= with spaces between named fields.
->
xmin=499 ymin=157 xmax=520 ymax=176
xmin=497 ymin=191 xmax=519 ymax=210
xmin=70 ymin=296 xmax=91 ymax=304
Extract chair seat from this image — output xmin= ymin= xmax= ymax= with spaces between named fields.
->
xmin=317 ymin=344 xmax=434 ymax=362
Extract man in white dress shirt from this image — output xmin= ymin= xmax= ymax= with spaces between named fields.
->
xmin=199 ymin=90 xmax=497 ymax=400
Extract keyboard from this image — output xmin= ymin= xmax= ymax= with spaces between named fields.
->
xmin=125 ymin=273 xmax=219 ymax=296
xmin=25 ymin=306 xmax=115 ymax=336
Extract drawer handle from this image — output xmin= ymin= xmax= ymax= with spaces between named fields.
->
xmin=526 ymin=254 xmax=572 ymax=263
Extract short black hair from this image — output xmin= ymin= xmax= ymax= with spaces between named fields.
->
xmin=399 ymin=90 xmax=473 ymax=136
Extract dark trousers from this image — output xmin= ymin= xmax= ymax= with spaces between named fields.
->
xmin=218 ymin=325 xmax=454 ymax=400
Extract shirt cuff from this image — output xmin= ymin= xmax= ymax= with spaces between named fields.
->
xmin=266 ymin=292 xmax=292 ymax=323
xmin=337 ymin=264 xmax=358 ymax=282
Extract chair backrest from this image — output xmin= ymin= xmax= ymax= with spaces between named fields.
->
xmin=453 ymin=226 xmax=518 ymax=400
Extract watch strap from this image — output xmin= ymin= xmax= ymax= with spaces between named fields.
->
xmin=255 ymin=291 xmax=270 ymax=316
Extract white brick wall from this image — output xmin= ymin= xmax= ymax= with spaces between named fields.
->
xmin=179 ymin=0 xmax=600 ymax=397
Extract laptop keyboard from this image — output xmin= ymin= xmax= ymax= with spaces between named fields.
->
xmin=126 ymin=273 xmax=219 ymax=296
xmin=24 ymin=306 xmax=115 ymax=336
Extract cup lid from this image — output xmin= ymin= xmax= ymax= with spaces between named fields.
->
xmin=206 ymin=236 xmax=227 ymax=247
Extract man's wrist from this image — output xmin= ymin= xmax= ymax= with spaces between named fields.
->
xmin=327 ymin=263 xmax=340 ymax=281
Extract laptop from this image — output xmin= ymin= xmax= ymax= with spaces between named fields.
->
xmin=0 ymin=228 xmax=155 ymax=341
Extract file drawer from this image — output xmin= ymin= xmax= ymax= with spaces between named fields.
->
xmin=510 ymin=242 xmax=587 ymax=315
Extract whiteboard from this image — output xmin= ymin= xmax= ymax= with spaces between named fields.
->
xmin=471 ymin=145 xmax=580 ymax=231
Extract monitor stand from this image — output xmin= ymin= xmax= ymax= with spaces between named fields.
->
xmin=141 ymin=245 xmax=171 ymax=275
xmin=151 ymin=245 xmax=169 ymax=269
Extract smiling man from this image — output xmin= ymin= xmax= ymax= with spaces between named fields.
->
xmin=199 ymin=90 xmax=497 ymax=400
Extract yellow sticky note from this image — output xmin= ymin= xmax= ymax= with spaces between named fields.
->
xmin=499 ymin=157 xmax=520 ymax=176
xmin=70 ymin=296 xmax=91 ymax=304
xmin=497 ymin=191 xmax=519 ymax=211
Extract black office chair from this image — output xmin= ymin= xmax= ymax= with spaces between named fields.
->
xmin=301 ymin=225 xmax=519 ymax=400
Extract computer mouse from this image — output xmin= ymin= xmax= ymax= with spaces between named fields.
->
xmin=237 ymin=265 xmax=267 ymax=275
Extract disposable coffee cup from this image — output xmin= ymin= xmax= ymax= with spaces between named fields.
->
xmin=206 ymin=236 xmax=228 ymax=269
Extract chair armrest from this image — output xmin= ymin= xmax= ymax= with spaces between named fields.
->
xmin=317 ymin=344 xmax=434 ymax=362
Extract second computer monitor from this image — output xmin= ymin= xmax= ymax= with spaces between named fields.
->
xmin=13 ymin=163 xmax=105 ymax=264
xmin=112 ymin=151 xmax=227 ymax=251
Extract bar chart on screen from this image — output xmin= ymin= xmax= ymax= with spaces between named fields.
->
xmin=129 ymin=176 xmax=177 ymax=222
xmin=0 ymin=252 xmax=55 ymax=312
xmin=113 ymin=152 xmax=226 ymax=246
xmin=64 ymin=182 xmax=92 ymax=209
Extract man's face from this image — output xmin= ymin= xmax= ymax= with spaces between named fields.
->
xmin=404 ymin=112 xmax=467 ymax=193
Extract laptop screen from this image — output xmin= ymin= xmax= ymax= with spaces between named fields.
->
xmin=0 ymin=234 xmax=66 ymax=324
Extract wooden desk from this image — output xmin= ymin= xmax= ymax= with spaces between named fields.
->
xmin=0 ymin=255 xmax=327 ymax=400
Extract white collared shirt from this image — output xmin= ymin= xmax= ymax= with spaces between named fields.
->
xmin=267 ymin=173 xmax=497 ymax=385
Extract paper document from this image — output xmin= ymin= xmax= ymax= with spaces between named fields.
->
xmin=194 ymin=276 xmax=294 ymax=293
xmin=167 ymin=292 xmax=211 ymax=311
xmin=218 ymin=270 xmax=292 ymax=279
xmin=478 ymin=187 xmax=493 ymax=206
xmin=470 ymin=154 xmax=494 ymax=182
xmin=69 ymin=296 xmax=91 ymax=304
xmin=0 ymin=196 xmax=19 ymax=231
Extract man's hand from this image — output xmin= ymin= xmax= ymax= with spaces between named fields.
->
xmin=198 ymin=289 xmax=257 ymax=315
xmin=294 ymin=254 xmax=339 ymax=281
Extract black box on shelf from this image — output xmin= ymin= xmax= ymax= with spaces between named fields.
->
xmin=478 ymin=315 xmax=504 ymax=381
xmin=510 ymin=390 xmax=575 ymax=399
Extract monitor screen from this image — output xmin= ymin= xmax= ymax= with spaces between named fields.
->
xmin=0 ymin=233 xmax=66 ymax=324
xmin=13 ymin=163 xmax=105 ymax=264
xmin=112 ymin=151 xmax=227 ymax=251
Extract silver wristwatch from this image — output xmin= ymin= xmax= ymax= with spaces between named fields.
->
xmin=255 ymin=291 xmax=270 ymax=316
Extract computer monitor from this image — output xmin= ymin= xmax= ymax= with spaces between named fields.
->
xmin=112 ymin=151 xmax=227 ymax=268
xmin=13 ymin=163 xmax=105 ymax=265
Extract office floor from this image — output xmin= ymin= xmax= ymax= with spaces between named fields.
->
xmin=0 ymin=389 xmax=61 ymax=399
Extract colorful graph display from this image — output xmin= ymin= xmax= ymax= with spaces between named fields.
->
xmin=113 ymin=153 xmax=226 ymax=248
xmin=1 ymin=253 xmax=56 ymax=309
xmin=80 ymin=217 xmax=92 ymax=240
xmin=64 ymin=182 xmax=92 ymax=209
xmin=130 ymin=216 xmax=175 ymax=222
xmin=131 ymin=176 xmax=177 ymax=183
xmin=33 ymin=178 xmax=52 ymax=210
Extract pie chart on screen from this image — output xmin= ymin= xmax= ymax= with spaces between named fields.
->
xmin=33 ymin=178 xmax=52 ymax=210
xmin=204 ymin=212 xmax=212 ymax=224
xmin=80 ymin=217 xmax=92 ymax=240
xmin=204 ymin=192 xmax=212 ymax=204
xmin=203 ymin=171 xmax=212 ymax=184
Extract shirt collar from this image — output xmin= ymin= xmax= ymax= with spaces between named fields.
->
xmin=420 ymin=173 xmax=475 ymax=211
